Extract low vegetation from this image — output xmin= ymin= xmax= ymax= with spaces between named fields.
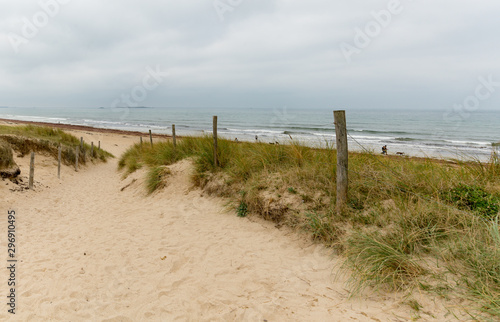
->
xmin=119 ymin=135 xmax=500 ymax=318
xmin=0 ymin=124 xmax=113 ymax=165
xmin=0 ymin=139 xmax=15 ymax=169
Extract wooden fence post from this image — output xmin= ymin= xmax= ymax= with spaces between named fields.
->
xmin=91 ymin=142 xmax=94 ymax=158
xmin=149 ymin=130 xmax=153 ymax=147
xmin=493 ymin=142 xmax=499 ymax=164
xmin=98 ymin=141 xmax=100 ymax=150
xmin=140 ymin=136 xmax=143 ymax=148
xmin=334 ymin=110 xmax=348 ymax=214
xmin=80 ymin=137 xmax=83 ymax=149
xmin=29 ymin=152 xmax=35 ymax=189
xmin=58 ymin=144 xmax=61 ymax=179
xmin=172 ymin=124 xmax=176 ymax=148
xmin=75 ymin=146 xmax=79 ymax=172
xmin=213 ymin=116 xmax=218 ymax=167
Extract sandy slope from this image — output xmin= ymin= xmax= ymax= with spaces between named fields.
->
xmin=0 ymin=130 xmax=463 ymax=321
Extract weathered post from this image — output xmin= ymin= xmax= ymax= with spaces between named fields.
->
xmin=493 ymin=142 xmax=500 ymax=164
xmin=334 ymin=110 xmax=348 ymax=214
xmin=149 ymin=130 xmax=153 ymax=148
xmin=91 ymin=142 xmax=94 ymax=158
xmin=57 ymin=144 xmax=61 ymax=179
xmin=140 ymin=136 xmax=143 ymax=149
xmin=80 ymin=137 xmax=83 ymax=149
xmin=75 ymin=146 xmax=79 ymax=172
xmin=29 ymin=152 xmax=35 ymax=189
xmin=213 ymin=116 xmax=218 ymax=167
xmin=98 ymin=141 xmax=100 ymax=150
xmin=172 ymin=124 xmax=176 ymax=148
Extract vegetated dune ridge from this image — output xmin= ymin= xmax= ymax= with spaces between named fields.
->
xmin=0 ymin=126 xmax=465 ymax=321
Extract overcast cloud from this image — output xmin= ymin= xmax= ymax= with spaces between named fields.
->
xmin=1 ymin=0 xmax=500 ymax=110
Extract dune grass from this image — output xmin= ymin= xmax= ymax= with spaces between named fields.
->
xmin=119 ymin=135 xmax=500 ymax=317
xmin=0 ymin=124 xmax=113 ymax=164
xmin=0 ymin=139 xmax=15 ymax=169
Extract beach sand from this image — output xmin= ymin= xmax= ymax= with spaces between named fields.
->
xmin=0 ymin=124 xmax=465 ymax=321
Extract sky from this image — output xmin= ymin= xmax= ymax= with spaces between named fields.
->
xmin=1 ymin=0 xmax=500 ymax=110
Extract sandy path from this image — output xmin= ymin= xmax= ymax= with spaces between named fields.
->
xmin=0 ymin=131 xmax=458 ymax=321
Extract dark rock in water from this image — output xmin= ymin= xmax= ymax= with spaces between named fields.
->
xmin=0 ymin=165 xmax=20 ymax=179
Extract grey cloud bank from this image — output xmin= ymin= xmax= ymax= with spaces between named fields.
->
xmin=1 ymin=0 xmax=500 ymax=110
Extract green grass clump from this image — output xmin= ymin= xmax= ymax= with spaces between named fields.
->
xmin=118 ymin=143 xmax=144 ymax=176
xmin=446 ymin=217 xmax=500 ymax=316
xmin=0 ymin=124 xmax=80 ymax=145
xmin=442 ymin=184 xmax=500 ymax=219
xmin=146 ymin=166 xmax=171 ymax=194
xmin=344 ymin=231 xmax=426 ymax=292
xmin=306 ymin=211 xmax=341 ymax=245
xmin=0 ymin=140 xmax=14 ymax=169
xmin=237 ymin=201 xmax=248 ymax=217
xmin=119 ymin=135 xmax=500 ymax=318
xmin=0 ymin=125 xmax=113 ymax=164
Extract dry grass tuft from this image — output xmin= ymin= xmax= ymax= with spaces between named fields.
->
xmin=0 ymin=139 xmax=14 ymax=169
xmin=0 ymin=125 xmax=113 ymax=164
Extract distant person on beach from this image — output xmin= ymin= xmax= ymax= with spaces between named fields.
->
xmin=382 ymin=145 xmax=388 ymax=155
xmin=255 ymin=135 xmax=258 ymax=141
xmin=235 ymin=138 xmax=238 ymax=142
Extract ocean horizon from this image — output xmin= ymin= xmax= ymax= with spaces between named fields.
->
xmin=0 ymin=106 xmax=498 ymax=161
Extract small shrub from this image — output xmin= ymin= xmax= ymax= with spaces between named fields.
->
xmin=237 ymin=201 xmax=248 ymax=217
xmin=442 ymin=184 xmax=500 ymax=219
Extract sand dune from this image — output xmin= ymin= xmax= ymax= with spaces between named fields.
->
xmin=0 ymin=130 xmax=463 ymax=321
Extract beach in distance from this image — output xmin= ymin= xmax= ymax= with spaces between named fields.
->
xmin=1 ymin=107 xmax=498 ymax=161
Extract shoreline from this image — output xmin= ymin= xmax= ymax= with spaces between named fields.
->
xmin=0 ymin=108 xmax=496 ymax=163
xmin=0 ymin=117 xmax=494 ymax=165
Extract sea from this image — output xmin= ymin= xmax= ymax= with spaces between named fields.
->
xmin=0 ymin=106 xmax=498 ymax=161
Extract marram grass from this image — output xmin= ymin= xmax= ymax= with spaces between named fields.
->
xmin=119 ymin=135 xmax=500 ymax=318
xmin=0 ymin=125 xmax=113 ymax=164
